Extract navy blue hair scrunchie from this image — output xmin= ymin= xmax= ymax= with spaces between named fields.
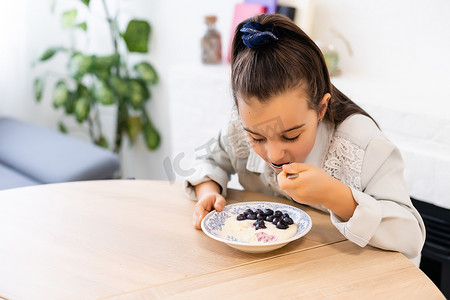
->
xmin=240 ymin=21 xmax=278 ymax=49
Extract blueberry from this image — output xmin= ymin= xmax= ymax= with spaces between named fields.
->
xmin=263 ymin=208 xmax=274 ymax=216
xmin=282 ymin=216 xmax=294 ymax=225
xmin=283 ymin=213 xmax=290 ymax=218
xmin=254 ymin=220 xmax=266 ymax=230
xmin=255 ymin=209 xmax=264 ymax=215
xmin=244 ymin=209 xmax=254 ymax=215
xmin=276 ymin=221 xmax=289 ymax=229
xmin=253 ymin=219 xmax=265 ymax=226
xmin=246 ymin=213 xmax=257 ymax=220
xmin=255 ymin=224 xmax=265 ymax=230
xmin=237 ymin=213 xmax=246 ymax=221
xmin=257 ymin=213 xmax=266 ymax=220
xmin=265 ymin=215 xmax=275 ymax=222
xmin=272 ymin=217 xmax=281 ymax=225
xmin=274 ymin=210 xmax=283 ymax=218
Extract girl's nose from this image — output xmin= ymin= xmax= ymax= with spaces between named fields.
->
xmin=265 ymin=142 xmax=285 ymax=163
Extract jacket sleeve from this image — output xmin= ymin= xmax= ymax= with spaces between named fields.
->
xmin=329 ymin=136 xmax=426 ymax=260
xmin=184 ymin=126 xmax=236 ymax=200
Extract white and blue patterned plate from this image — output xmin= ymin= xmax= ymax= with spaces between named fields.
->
xmin=201 ymin=201 xmax=312 ymax=253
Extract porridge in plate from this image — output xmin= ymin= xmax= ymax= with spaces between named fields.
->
xmin=219 ymin=208 xmax=298 ymax=243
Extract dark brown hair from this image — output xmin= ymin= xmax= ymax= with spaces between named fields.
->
xmin=231 ymin=14 xmax=376 ymax=127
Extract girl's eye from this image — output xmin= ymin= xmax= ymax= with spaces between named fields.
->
xmin=251 ymin=137 xmax=266 ymax=143
xmin=283 ymin=135 xmax=300 ymax=142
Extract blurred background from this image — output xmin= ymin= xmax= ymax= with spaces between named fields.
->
xmin=1 ymin=0 xmax=449 ymax=181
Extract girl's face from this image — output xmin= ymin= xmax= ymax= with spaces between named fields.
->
xmin=237 ymin=86 xmax=329 ymax=173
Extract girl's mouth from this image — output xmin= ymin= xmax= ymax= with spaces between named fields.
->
xmin=270 ymin=162 xmax=289 ymax=169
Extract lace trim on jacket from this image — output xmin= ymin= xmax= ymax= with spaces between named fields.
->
xmin=323 ymin=136 xmax=364 ymax=191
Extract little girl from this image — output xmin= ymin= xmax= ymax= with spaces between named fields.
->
xmin=185 ymin=14 xmax=425 ymax=263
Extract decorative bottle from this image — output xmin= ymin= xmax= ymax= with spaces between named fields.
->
xmin=201 ymin=15 xmax=222 ymax=64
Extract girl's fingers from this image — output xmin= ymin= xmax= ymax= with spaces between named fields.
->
xmin=192 ymin=195 xmax=226 ymax=229
xmin=193 ymin=201 xmax=210 ymax=229
xmin=286 ymin=173 xmax=299 ymax=179
xmin=193 ymin=209 xmax=209 ymax=229
xmin=278 ymin=164 xmax=308 ymax=190
xmin=214 ymin=195 xmax=226 ymax=211
xmin=278 ymin=174 xmax=293 ymax=190
xmin=279 ymin=163 xmax=310 ymax=182
xmin=282 ymin=162 xmax=309 ymax=173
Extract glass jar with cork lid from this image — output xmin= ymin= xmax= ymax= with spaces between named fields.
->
xmin=201 ymin=15 xmax=222 ymax=64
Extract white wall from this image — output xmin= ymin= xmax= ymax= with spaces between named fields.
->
xmin=1 ymin=0 xmax=449 ymax=181
xmin=314 ymin=0 xmax=450 ymax=120
xmin=314 ymin=0 xmax=450 ymax=80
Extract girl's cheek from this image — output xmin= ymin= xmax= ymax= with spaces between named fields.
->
xmin=250 ymin=142 xmax=267 ymax=159
xmin=292 ymin=138 xmax=315 ymax=161
xmin=255 ymin=143 xmax=266 ymax=157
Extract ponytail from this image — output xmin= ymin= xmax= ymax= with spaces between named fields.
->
xmin=328 ymin=84 xmax=378 ymax=127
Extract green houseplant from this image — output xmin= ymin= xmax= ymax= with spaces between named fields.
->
xmin=34 ymin=0 xmax=160 ymax=154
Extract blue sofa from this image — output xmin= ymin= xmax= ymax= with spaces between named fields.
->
xmin=0 ymin=117 xmax=120 ymax=190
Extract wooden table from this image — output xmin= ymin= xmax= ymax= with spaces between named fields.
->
xmin=0 ymin=180 xmax=444 ymax=299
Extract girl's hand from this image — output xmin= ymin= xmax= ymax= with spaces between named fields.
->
xmin=192 ymin=181 xmax=226 ymax=229
xmin=278 ymin=163 xmax=357 ymax=221
xmin=278 ymin=163 xmax=335 ymax=206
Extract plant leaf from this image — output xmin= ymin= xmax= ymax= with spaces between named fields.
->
xmin=53 ymin=81 xmax=70 ymax=107
xmin=109 ymin=76 xmax=128 ymax=98
xmin=75 ymin=97 xmax=90 ymax=122
xmin=58 ymin=121 xmax=68 ymax=133
xmin=122 ymin=20 xmax=150 ymax=53
xmin=91 ymin=54 xmax=119 ymax=79
xmin=68 ymin=52 xmax=93 ymax=80
xmin=39 ymin=47 xmax=62 ymax=61
xmin=77 ymin=83 xmax=90 ymax=98
xmin=93 ymin=54 xmax=120 ymax=69
xmin=134 ymin=62 xmax=158 ymax=84
xmin=128 ymin=79 xmax=149 ymax=109
xmin=34 ymin=77 xmax=45 ymax=102
xmin=64 ymin=96 xmax=76 ymax=114
xmin=62 ymin=9 xmax=78 ymax=28
xmin=143 ymin=122 xmax=160 ymax=150
xmin=96 ymin=136 xmax=109 ymax=148
xmin=75 ymin=22 xmax=87 ymax=31
xmin=127 ymin=116 xmax=142 ymax=142
xmin=93 ymin=80 xmax=115 ymax=105
xmin=80 ymin=0 xmax=90 ymax=7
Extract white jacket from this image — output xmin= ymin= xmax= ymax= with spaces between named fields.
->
xmin=185 ymin=108 xmax=425 ymax=263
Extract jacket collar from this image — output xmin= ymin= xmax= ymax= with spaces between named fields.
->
xmin=304 ymin=120 xmax=334 ymax=168
xmin=247 ymin=147 xmax=268 ymax=173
